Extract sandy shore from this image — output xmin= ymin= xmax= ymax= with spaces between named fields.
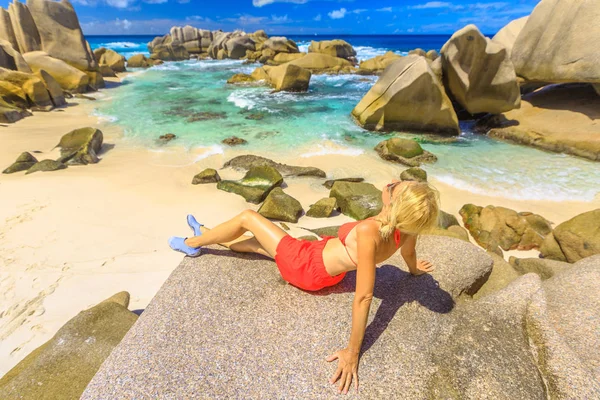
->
xmin=1 ymin=78 xmax=598 ymax=376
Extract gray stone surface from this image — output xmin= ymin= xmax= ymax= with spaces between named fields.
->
xmin=82 ymin=236 xmax=493 ymax=399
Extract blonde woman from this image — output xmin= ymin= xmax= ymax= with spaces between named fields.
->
xmin=169 ymin=180 xmax=440 ymax=394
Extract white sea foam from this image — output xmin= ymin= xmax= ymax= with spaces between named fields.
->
xmin=150 ymin=63 xmax=181 ymax=71
xmin=91 ymin=109 xmax=119 ymax=123
xmin=227 ymin=90 xmax=257 ymax=110
xmin=354 ymin=46 xmax=395 ymax=61
xmin=191 ymin=144 xmax=224 ymax=161
xmin=103 ymin=41 xmax=141 ymax=48
xmin=300 ymin=143 xmax=364 ymax=158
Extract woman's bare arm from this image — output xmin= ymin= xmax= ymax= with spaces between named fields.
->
xmin=401 ymin=234 xmax=435 ymax=276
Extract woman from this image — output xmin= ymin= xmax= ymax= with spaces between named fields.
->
xmin=168 ymin=179 xmax=440 ymax=395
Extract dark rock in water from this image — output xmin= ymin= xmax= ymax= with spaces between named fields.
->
xmin=306 ymin=197 xmax=338 ymax=218
xmin=323 ymin=177 xmax=364 ymax=189
xmin=223 ymin=154 xmax=326 ymax=178
xmin=330 ymin=181 xmax=383 ymax=221
xmin=157 ymin=133 xmax=177 ymax=144
xmin=81 ymin=237 xmax=501 ymax=399
xmin=186 ymin=111 xmax=227 ymax=122
xmin=227 ymin=73 xmax=256 ymax=84
xmin=460 ymin=204 xmax=553 ymax=252
xmin=192 ymin=168 xmax=221 ymax=185
xmin=400 ymin=167 xmax=427 ymax=182
xmin=25 ymin=160 xmax=67 ymax=174
xmin=244 ymin=112 xmax=265 ymax=120
xmin=254 ymin=131 xmax=279 ymax=139
xmin=307 ymin=225 xmax=341 ymax=237
xmin=217 ymin=165 xmax=283 ymax=204
xmin=3 ymin=152 xmax=38 ymax=174
xmin=258 ymin=187 xmax=304 ymax=223
xmin=540 ymin=209 xmax=600 ymax=263
xmin=56 ymin=127 xmax=104 ymax=165
xmin=509 ymin=257 xmax=572 ymax=280
xmin=375 ymin=138 xmax=437 ymax=167
xmin=0 ymin=292 xmax=138 ymax=400
xmin=222 ymin=136 xmax=248 ymax=146
xmin=438 ymin=210 xmax=459 ymax=229
xmin=207 ymin=99 xmax=222 ymax=105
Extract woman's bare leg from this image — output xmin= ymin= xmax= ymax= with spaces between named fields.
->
xmin=184 ymin=210 xmax=287 ymax=258
xmin=198 ymin=226 xmax=271 ymax=258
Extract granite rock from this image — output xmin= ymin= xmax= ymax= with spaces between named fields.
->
xmin=509 ymin=257 xmax=572 ymax=281
xmin=540 ymin=209 xmax=600 ymax=263
xmin=25 ymin=159 xmax=66 ymax=174
xmin=323 ymin=177 xmax=364 ymax=189
xmin=223 ymin=154 xmax=325 ymax=178
xmin=329 ymin=181 xmax=383 ymax=221
xmin=2 ymin=151 xmax=38 ymax=174
xmin=192 ymin=168 xmax=220 ymax=185
xmin=400 ymin=167 xmax=427 ymax=182
xmin=217 ymin=165 xmax=283 ymax=204
xmin=257 ymin=187 xmax=304 ymax=223
xmin=56 ymin=127 xmax=103 ymax=165
xmin=306 ymin=197 xmax=338 ymax=218
xmin=374 ymin=138 xmax=437 ymax=167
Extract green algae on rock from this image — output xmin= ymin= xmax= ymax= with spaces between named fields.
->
xmin=400 ymin=167 xmax=427 ymax=182
xmin=2 ymin=151 xmax=37 ymax=174
xmin=258 ymin=187 xmax=303 ymax=223
xmin=192 ymin=168 xmax=221 ymax=185
xmin=329 ymin=181 xmax=382 ymax=220
xmin=323 ymin=177 xmax=364 ymax=189
xmin=306 ymin=197 xmax=338 ymax=218
xmin=223 ymin=154 xmax=325 ymax=178
xmin=0 ymin=292 xmax=138 ymax=400
xmin=375 ymin=138 xmax=437 ymax=167
xmin=217 ymin=165 xmax=283 ymax=204
xmin=25 ymin=159 xmax=67 ymax=174
xmin=56 ymin=127 xmax=103 ymax=165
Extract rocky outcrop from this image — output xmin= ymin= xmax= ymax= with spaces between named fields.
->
xmin=126 ymin=54 xmax=150 ymax=68
xmin=7 ymin=0 xmax=40 ymax=54
xmin=225 ymin=36 xmax=255 ymax=60
xmin=257 ymin=187 xmax=303 ymax=223
xmin=492 ymin=16 xmax=528 ymax=57
xmin=540 ymin=209 xmax=600 ymax=263
xmin=0 ymin=8 xmax=18 ymax=50
xmin=94 ymin=48 xmax=126 ymax=73
xmin=329 ymin=181 xmax=382 ymax=220
xmin=264 ymin=63 xmax=311 ymax=92
xmin=262 ymin=36 xmax=298 ymax=54
xmin=323 ymin=177 xmax=364 ymax=189
xmin=308 ymin=39 xmax=356 ymax=62
xmin=0 ymin=292 xmax=138 ymax=400
xmin=352 ymin=56 xmax=459 ymax=135
xmin=460 ymin=204 xmax=553 ymax=253
xmin=150 ymin=43 xmax=189 ymax=61
xmin=358 ymin=51 xmax=402 ymax=75
xmin=2 ymin=151 xmax=37 ymax=173
xmin=441 ymin=24 xmax=520 ymax=115
xmin=0 ymin=67 xmax=53 ymax=108
xmin=511 ymin=0 xmax=600 ymax=84
xmin=56 ymin=127 xmax=104 ymax=165
xmin=25 ymin=159 xmax=66 ymax=174
xmin=306 ymin=197 xmax=338 ymax=218
xmin=217 ymin=165 xmax=283 ymax=204
xmin=223 ymin=155 xmax=326 ymax=178
xmin=222 ymin=136 xmax=247 ymax=146
xmin=27 ymin=0 xmax=103 ymax=88
xmin=170 ymin=25 xmax=212 ymax=54
xmin=287 ymin=52 xmax=354 ymax=74
xmin=374 ymin=138 xmax=437 ymax=167
xmin=400 ymin=167 xmax=427 ymax=182
xmin=478 ymin=83 xmax=600 ymax=161
xmin=0 ymin=39 xmax=31 ymax=72
xmin=269 ymin=52 xmax=305 ymax=65
xmin=35 ymin=69 xmax=66 ymax=107
xmin=192 ymin=168 xmax=220 ymax=185
xmin=509 ymin=257 xmax=572 ymax=281
xmin=23 ymin=51 xmax=89 ymax=92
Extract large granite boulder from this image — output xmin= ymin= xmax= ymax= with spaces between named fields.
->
xmin=0 ymin=97 xmax=30 ymax=122
xmin=441 ymin=24 xmax=520 ymax=115
xmin=358 ymin=51 xmax=402 ymax=75
xmin=0 ymin=38 xmax=32 ymax=72
xmin=460 ymin=204 xmax=553 ymax=252
xmin=192 ymin=168 xmax=220 ymax=185
xmin=329 ymin=181 xmax=382 ymax=220
xmin=262 ymin=36 xmax=298 ymax=54
xmin=0 ymin=79 xmax=30 ymax=108
xmin=306 ymin=197 xmax=338 ymax=218
xmin=511 ymin=0 xmax=600 ymax=84
xmin=352 ymin=56 xmax=459 ymax=135
xmin=7 ymin=0 xmax=40 ymax=53
xmin=225 ymin=35 xmax=256 ymax=59
xmin=56 ymin=127 xmax=104 ymax=165
xmin=82 ymin=236 xmax=497 ymax=399
xmin=0 ymin=292 xmax=138 ymax=400
xmin=0 ymin=67 xmax=52 ymax=108
xmin=492 ymin=16 xmax=528 ymax=57
xmin=374 ymin=138 xmax=437 ymax=167
xmin=308 ymin=39 xmax=356 ymax=61
xmin=400 ymin=167 xmax=427 ymax=182
xmin=207 ymin=31 xmax=244 ymax=59
xmin=126 ymin=54 xmax=150 ymax=68
xmin=0 ymin=8 xmax=19 ymax=50
xmin=35 ymin=69 xmax=66 ymax=107
xmin=2 ymin=151 xmax=38 ymax=174
xmin=540 ymin=209 xmax=600 ymax=263
xmin=93 ymin=47 xmax=126 ymax=73
xmin=217 ymin=165 xmax=283 ymax=204
xmin=150 ymin=43 xmax=189 ymax=61
xmin=170 ymin=25 xmax=212 ymax=54
xmin=257 ymin=187 xmax=304 ymax=223
xmin=23 ymin=51 xmax=88 ymax=92
xmin=270 ymin=52 xmax=305 ymax=65
xmin=509 ymin=257 xmax=572 ymax=281
xmin=288 ymin=52 xmax=354 ymax=74
xmin=223 ymin=154 xmax=325 ymax=178
xmin=27 ymin=0 xmax=102 ymax=88
xmin=264 ymin=63 xmax=311 ymax=92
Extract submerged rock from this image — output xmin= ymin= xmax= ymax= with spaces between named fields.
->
xmin=56 ymin=127 xmax=103 ymax=165
xmin=222 ymin=136 xmax=247 ymax=146
xmin=540 ymin=209 xmax=600 ymax=263
xmin=460 ymin=204 xmax=553 ymax=252
xmin=374 ymin=138 xmax=437 ymax=167
xmin=0 ymin=292 xmax=138 ymax=400
xmin=186 ymin=111 xmax=227 ymax=122
xmin=306 ymin=197 xmax=338 ymax=218
xmin=217 ymin=165 xmax=283 ymax=204
xmin=352 ymin=55 xmax=459 ymax=135
xmin=441 ymin=24 xmax=520 ymax=115
xmin=329 ymin=181 xmax=382 ymax=220
xmin=223 ymin=154 xmax=326 ymax=178
xmin=2 ymin=151 xmax=38 ymax=174
xmin=192 ymin=168 xmax=221 ymax=185
xmin=226 ymin=73 xmax=256 ymax=84
xmin=25 ymin=159 xmax=66 ymax=174
xmin=157 ymin=133 xmax=176 ymax=144
xmin=257 ymin=187 xmax=303 ymax=223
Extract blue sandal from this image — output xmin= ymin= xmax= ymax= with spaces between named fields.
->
xmin=187 ymin=214 xmax=203 ymax=237
xmin=168 ymin=236 xmax=202 ymax=257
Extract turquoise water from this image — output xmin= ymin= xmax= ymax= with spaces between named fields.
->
xmin=91 ymin=44 xmax=600 ymax=203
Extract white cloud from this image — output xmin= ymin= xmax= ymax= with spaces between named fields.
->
xmin=144 ymin=0 xmax=168 ymax=3
xmin=115 ymin=18 xmax=132 ymax=30
xmin=252 ymin=0 xmax=307 ymax=7
xmin=409 ymin=1 xmax=452 ymax=9
xmin=377 ymin=7 xmax=392 ymax=12
xmin=471 ymin=2 xmax=509 ymax=9
xmin=314 ymin=14 xmax=322 ymax=21
xmin=271 ymin=14 xmax=289 ymax=23
xmin=328 ymin=8 xmax=347 ymax=19
xmin=106 ymin=0 xmax=134 ymax=8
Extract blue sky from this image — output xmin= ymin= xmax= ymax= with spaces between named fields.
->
xmin=1 ymin=0 xmax=538 ymax=35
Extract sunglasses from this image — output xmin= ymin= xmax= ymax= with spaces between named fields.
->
xmin=386 ymin=181 xmax=402 ymax=198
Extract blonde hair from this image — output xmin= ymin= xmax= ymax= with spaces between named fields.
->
xmin=377 ymin=181 xmax=440 ymax=239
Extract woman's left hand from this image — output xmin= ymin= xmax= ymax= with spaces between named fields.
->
xmin=326 ymin=348 xmax=360 ymax=394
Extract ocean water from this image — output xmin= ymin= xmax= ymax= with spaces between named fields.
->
xmin=87 ymin=35 xmax=600 ymax=202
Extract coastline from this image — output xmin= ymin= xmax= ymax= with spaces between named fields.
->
xmin=1 ymin=74 xmax=598 ymax=376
